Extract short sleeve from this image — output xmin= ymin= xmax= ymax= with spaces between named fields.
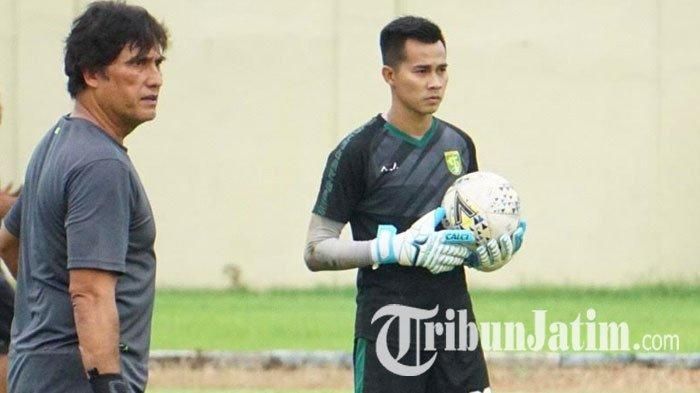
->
xmin=3 ymin=192 xmax=23 ymax=237
xmin=65 ymin=159 xmax=131 ymax=273
xmin=312 ymin=141 xmax=365 ymax=223
xmin=467 ymin=140 xmax=479 ymax=173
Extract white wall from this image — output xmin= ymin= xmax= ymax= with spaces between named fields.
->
xmin=0 ymin=0 xmax=698 ymax=288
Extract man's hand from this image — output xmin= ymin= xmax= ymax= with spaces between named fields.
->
xmin=371 ymin=208 xmax=475 ymax=274
xmin=465 ymin=220 xmax=527 ymax=272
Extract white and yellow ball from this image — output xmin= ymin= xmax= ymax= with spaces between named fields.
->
xmin=441 ymin=171 xmax=520 ymax=245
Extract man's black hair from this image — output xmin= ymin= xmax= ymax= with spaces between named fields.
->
xmin=64 ymin=1 xmax=169 ymax=98
xmin=380 ymin=16 xmax=445 ymax=67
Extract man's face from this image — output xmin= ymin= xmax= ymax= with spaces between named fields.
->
xmin=93 ymin=44 xmax=165 ymax=131
xmin=387 ymin=39 xmax=448 ymax=116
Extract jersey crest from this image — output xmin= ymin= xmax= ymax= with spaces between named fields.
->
xmin=443 ymin=151 xmax=463 ymax=176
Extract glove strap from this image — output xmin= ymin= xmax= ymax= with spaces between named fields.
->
xmin=371 ymin=225 xmax=398 ymax=264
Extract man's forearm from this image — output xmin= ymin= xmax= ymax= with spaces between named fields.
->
xmin=304 ymin=214 xmax=374 ymax=271
xmin=0 ymin=224 xmax=19 ymax=278
xmin=70 ymin=271 xmax=121 ymax=375
xmin=305 ymin=237 xmax=374 ymax=271
xmin=0 ymin=195 xmax=16 ymax=219
xmin=0 ymin=249 xmax=17 ymax=279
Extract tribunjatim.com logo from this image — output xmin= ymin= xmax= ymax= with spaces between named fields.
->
xmin=371 ymin=304 xmax=680 ymax=377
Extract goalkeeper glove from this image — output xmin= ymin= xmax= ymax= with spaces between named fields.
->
xmin=371 ymin=207 xmax=475 ymax=274
xmin=465 ymin=220 xmax=527 ymax=272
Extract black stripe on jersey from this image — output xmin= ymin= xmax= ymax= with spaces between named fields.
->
xmin=407 ymin=169 xmax=453 ymax=217
xmin=398 ymin=157 xmax=448 ymax=217
xmin=371 ymin=131 xmax=403 ymax=165
xmin=396 ymin=125 xmax=444 ymax=187
xmin=386 ymin=143 xmax=416 ymax=170
xmin=366 ymin=132 xmax=416 ymax=191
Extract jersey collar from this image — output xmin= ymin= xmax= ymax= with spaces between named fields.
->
xmin=382 ymin=117 xmax=438 ymax=148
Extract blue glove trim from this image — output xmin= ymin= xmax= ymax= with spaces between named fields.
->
xmin=442 ymin=230 xmax=474 ymax=245
xmin=512 ymin=220 xmax=527 ymax=254
xmin=375 ymin=225 xmax=398 ymax=264
xmin=433 ymin=207 xmax=446 ymax=227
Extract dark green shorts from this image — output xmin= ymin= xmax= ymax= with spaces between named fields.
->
xmin=353 ymin=337 xmax=490 ymax=393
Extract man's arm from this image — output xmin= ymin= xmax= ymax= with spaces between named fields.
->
xmin=0 ymin=187 xmax=18 ymax=219
xmin=0 ymin=223 xmax=19 ymax=278
xmin=304 ymin=214 xmax=374 ymax=271
xmin=63 ymin=160 xmax=132 ymax=392
xmin=69 ymin=269 xmax=120 ymax=375
xmin=304 ymin=210 xmax=474 ymax=274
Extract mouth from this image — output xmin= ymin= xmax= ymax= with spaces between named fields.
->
xmin=426 ymin=96 xmax=442 ymax=102
xmin=141 ymin=95 xmax=158 ymax=105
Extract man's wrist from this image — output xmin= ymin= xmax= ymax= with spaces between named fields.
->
xmin=88 ymin=368 xmax=128 ymax=393
xmin=370 ymin=225 xmax=398 ymax=264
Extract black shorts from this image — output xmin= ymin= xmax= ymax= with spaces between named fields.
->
xmin=353 ymin=337 xmax=490 ymax=393
xmin=0 ymin=276 xmax=14 ymax=354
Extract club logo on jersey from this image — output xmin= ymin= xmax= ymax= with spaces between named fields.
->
xmin=443 ymin=151 xmax=463 ymax=176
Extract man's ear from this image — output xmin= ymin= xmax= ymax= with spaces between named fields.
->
xmin=381 ymin=65 xmax=395 ymax=86
xmin=82 ymin=68 xmax=105 ymax=89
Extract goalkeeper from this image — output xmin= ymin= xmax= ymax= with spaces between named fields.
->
xmin=304 ymin=16 xmax=525 ymax=393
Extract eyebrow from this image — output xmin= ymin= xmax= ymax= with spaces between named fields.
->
xmin=126 ymin=53 xmax=167 ymax=64
xmin=412 ymin=63 xmax=448 ymax=69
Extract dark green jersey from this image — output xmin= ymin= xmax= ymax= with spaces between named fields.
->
xmin=313 ymin=114 xmax=479 ymax=342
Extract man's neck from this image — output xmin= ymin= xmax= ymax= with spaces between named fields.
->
xmin=385 ymin=105 xmax=433 ymax=138
xmin=71 ymin=97 xmax=129 ymax=145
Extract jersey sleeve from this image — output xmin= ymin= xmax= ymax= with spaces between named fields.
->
xmin=2 ymin=192 xmax=23 ymax=237
xmin=65 ymin=159 xmax=131 ymax=273
xmin=467 ymin=138 xmax=479 ymax=173
xmin=312 ymin=139 xmax=365 ymax=224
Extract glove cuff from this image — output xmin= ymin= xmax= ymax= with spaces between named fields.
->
xmin=370 ymin=225 xmax=398 ymax=264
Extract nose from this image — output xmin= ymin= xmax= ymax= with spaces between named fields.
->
xmin=147 ymin=64 xmax=163 ymax=88
xmin=428 ymin=72 xmax=443 ymax=90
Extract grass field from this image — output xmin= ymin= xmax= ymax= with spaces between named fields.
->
xmin=149 ymin=286 xmax=700 ymax=392
xmin=151 ymin=284 xmax=700 ymax=352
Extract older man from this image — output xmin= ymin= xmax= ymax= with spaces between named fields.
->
xmin=0 ymin=2 xmax=168 ymax=392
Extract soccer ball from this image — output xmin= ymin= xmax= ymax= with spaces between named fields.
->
xmin=441 ymin=171 xmax=520 ymax=244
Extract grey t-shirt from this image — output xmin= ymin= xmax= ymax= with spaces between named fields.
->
xmin=3 ymin=116 xmax=156 ymax=393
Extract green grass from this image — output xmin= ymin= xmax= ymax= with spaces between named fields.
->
xmin=470 ymin=284 xmax=700 ymax=352
xmin=152 ymin=284 xmax=700 ymax=352
xmin=151 ymin=287 xmax=356 ymax=350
